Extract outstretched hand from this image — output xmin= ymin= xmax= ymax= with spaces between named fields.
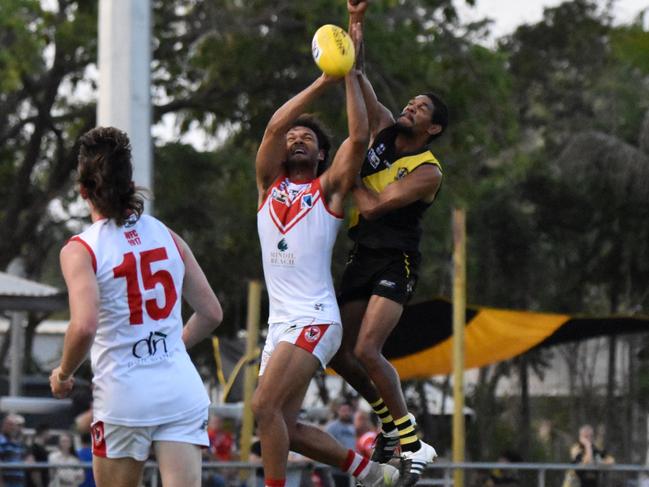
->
xmin=348 ymin=0 xmax=369 ymax=16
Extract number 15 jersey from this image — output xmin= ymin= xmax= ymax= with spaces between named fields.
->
xmin=70 ymin=214 xmax=209 ymax=426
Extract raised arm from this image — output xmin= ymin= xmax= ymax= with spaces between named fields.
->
xmin=347 ymin=0 xmax=395 ymax=138
xmin=320 ymin=23 xmax=369 ymax=206
xmin=255 ymin=75 xmax=336 ymax=200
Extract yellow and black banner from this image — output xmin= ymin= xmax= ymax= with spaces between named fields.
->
xmin=381 ymin=298 xmax=649 ymax=379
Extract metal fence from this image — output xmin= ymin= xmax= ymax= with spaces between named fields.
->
xmin=4 ymin=461 xmax=649 ymax=487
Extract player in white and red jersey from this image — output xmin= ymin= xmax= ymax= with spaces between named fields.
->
xmin=252 ymin=23 xmax=398 ymax=487
xmin=49 ymin=127 xmax=223 ymax=487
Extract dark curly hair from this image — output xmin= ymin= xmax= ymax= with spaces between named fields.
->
xmin=290 ymin=114 xmax=332 ymax=176
xmin=77 ymin=127 xmax=144 ymax=226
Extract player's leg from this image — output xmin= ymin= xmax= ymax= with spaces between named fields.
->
xmin=93 ymin=456 xmax=145 ymax=487
xmin=331 ymin=244 xmax=384 ymax=403
xmin=252 ymin=340 xmax=321 ymax=483
xmin=329 ymin=299 xmax=379 ymax=401
xmin=354 ymin=295 xmax=406 ymax=420
xmin=154 ymin=441 xmax=202 ymax=487
xmin=279 ymin=347 xmax=398 ymax=487
xmin=151 ymin=406 xmax=209 ymax=487
xmin=356 ymin=295 xmax=436 ymax=486
xmin=354 ymin=250 xmax=437 ymax=484
xmin=91 ymin=421 xmax=149 ymax=487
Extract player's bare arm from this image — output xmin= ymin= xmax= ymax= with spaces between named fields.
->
xmin=169 ymin=231 xmax=223 ymax=349
xmin=353 ymin=164 xmax=442 ymax=220
xmin=320 ymin=24 xmax=369 ymax=211
xmin=357 ymin=73 xmax=395 ymax=140
xmin=346 ymin=0 xmax=394 ymax=139
xmin=50 ymin=241 xmax=99 ymax=399
xmin=255 ymin=75 xmax=338 ymax=205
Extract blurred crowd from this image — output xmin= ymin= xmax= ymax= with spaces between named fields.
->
xmin=0 ymin=413 xmax=93 ymax=487
xmin=0 ymin=404 xmax=628 ymax=487
xmin=0 ymin=397 xmax=382 ymax=487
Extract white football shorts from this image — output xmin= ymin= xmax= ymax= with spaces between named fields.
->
xmin=259 ymin=318 xmax=342 ymax=375
xmin=91 ymin=405 xmax=209 ymax=461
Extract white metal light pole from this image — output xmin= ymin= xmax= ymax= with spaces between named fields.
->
xmin=98 ymin=0 xmax=153 ymax=212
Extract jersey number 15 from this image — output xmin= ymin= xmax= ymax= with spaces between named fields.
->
xmin=113 ymin=248 xmax=178 ymax=325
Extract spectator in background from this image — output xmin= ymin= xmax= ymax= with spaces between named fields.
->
xmin=325 ymin=401 xmax=357 ymax=487
xmin=354 ymin=411 xmax=379 ymax=459
xmin=203 ymin=415 xmax=233 ymax=487
xmin=482 ymin=450 xmax=522 ymax=487
xmin=0 ymin=414 xmax=33 ymax=487
xmin=570 ymin=424 xmax=614 ymax=487
xmin=207 ymin=415 xmax=234 ymax=462
xmin=47 ymin=433 xmax=84 ymax=487
xmin=28 ymin=424 xmax=50 ymax=487
xmin=326 ymin=401 xmax=357 ymax=451
xmin=76 ymin=433 xmax=95 ymax=487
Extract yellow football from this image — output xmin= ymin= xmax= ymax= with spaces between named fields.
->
xmin=311 ymin=24 xmax=355 ymax=77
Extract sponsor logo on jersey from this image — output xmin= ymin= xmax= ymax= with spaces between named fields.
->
xmin=270 ymin=250 xmax=295 ymax=267
xmin=130 ymin=331 xmax=169 ymax=364
xmin=124 ymin=229 xmax=142 ymax=246
xmin=301 ymin=194 xmax=313 ymax=209
xmin=314 ymin=303 xmax=324 ymax=311
xmin=277 ymin=238 xmax=288 ymax=251
xmin=396 ymin=167 xmax=409 ymax=180
xmin=271 ymin=187 xmax=289 ymax=205
xmin=124 ymin=213 xmax=139 ymax=228
xmin=304 ymin=326 xmax=322 ymax=343
xmin=368 ymin=148 xmax=381 ymax=169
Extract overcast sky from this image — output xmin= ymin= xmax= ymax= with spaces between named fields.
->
xmin=456 ymin=0 xmax=649 ymax=38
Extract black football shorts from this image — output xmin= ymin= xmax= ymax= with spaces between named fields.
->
xmin=338 ymin=244 xmax=420 ymax=305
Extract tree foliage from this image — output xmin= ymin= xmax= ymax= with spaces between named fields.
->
xmin=3 ymin=0 xmax=649 ymax=462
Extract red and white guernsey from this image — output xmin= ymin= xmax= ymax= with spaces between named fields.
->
xmin=258 ymin=175 xmax=343 ymax=325
xmin=70 ymin=214 xmax=209 ymax=426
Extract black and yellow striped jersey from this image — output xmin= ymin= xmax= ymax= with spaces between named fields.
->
xmin=348 ymin=125 xmax=442 ymax=251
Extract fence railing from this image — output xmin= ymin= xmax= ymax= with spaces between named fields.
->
xmin=5 ymin=460 xmax=649 ymax=487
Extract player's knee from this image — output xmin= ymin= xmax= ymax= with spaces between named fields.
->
xmin=354 ymin=342 xmax=379 ymax=368
xmin=286 ymin=420 xmax=303 ymax=442
xmin=251 ymin=393 xmax=271 ymax=422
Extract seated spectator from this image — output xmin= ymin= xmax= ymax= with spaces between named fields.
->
xmin=0 ymin=414 xmax=33 ymax=487
xmin=47 ymin=433 xmax=84 ymax=487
